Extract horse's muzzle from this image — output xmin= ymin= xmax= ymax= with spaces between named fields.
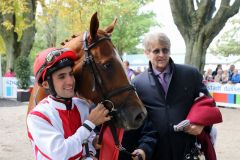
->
xmin=116 ymin=105 xmax=147 ymax=130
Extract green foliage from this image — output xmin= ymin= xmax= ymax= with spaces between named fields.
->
xmin=1 ymin=55 xmax=7 ymax=76
xmin=0 ymin=0 xmax=31 ymax=39
xmin=29 ymin=26 xmax=48 ymax=75
xmin=35 ymin=0 xmax=157 ymax=55
xmin=14 ymin=56 xmax=31 ymax=89
xmin=99 ymin=0 xmax=157 ymax=54
xmin=210 ymin=16 xmax=240 ymax=56
xmin=28 ymin=0 xmax=156 ymax=74
xmin=0 ymin=36 xmax=5 ymax=54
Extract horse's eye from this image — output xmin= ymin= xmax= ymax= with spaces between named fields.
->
xmin=103 ymin=63 xmax=111 ymax=69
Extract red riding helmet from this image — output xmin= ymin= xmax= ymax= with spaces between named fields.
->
xmin=33 ymin=47 xmax=77 ymax=86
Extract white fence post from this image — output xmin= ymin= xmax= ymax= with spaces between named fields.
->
xmin=0 ymin=55 xmax=3 ymax=98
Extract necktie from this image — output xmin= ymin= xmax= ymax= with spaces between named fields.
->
xmin=159 ymin=73 xmax=167 ymax=94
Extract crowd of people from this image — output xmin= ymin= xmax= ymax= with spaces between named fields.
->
xmin=203 ymin=64 xmax=240 ymax=84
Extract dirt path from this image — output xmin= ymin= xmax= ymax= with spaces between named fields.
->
xmin=0 ymin=104 xmax=33 ymax=160
xmin=0 ymin=101 xmax=239 ymax=159
xmin=215 ymin=107 xmax=240 ymax=159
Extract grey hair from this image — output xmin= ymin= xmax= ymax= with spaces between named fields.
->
xmin=143 ymin=31 xmax=171 ymax=51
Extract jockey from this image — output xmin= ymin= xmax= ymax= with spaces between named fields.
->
xmin=27 ymin=47 xmax=111 ymax=160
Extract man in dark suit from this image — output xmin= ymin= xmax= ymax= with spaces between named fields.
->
xmin=119 ymin=32 xmax=213 ymax=160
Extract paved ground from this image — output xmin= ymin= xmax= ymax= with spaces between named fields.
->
xmin=0 ymin=99 xmax=32 ymax=160
xmin=0 ymin=98 xmax=28 ymax=107
xmin=0 ymin=98 xmax=239 ymax=159
xmin=215 ymin=107 xmax=240 ymax=159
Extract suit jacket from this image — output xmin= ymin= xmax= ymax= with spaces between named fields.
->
xmin=119 ymin=59 xmax=210 ymax=160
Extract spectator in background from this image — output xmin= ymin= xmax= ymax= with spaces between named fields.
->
xmin=4 ymin=67 xmax=15 ymax=77
xmin=203 ymin=68 xmax=214 ymax=82
xmin=228 ymin=64 xmax=235 ymax=81
xmin=136 ymin=67 xmax=142 ymax=75
xmin=212 ymin=64 xmax=222 ymax=79
xmin=221 ymin=70 xmax=229 ymax=84
xmin=214 ymin=68 xmax=223 ymax=83
xmin=230 ymin=69 xmax=240 ymax=83
xmin=123 ymin=60 xmax=136 ymax=81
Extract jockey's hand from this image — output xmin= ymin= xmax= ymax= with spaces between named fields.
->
xmin=92 ymin=135 xmax=101 ymax=149
xmin=132 ymin=149 xmax=146 ymax=160
xmin=88 ymin=103 xmax=111 ymax=126
xmin=184 ymin=124 xmax=204 ymax=135
xmin=82 ymin=156 xmax=98 ymax=160
xmin=91 ymin=156 xmax=98 ymax=160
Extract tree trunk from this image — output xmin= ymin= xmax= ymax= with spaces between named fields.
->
xmin=185 ymin=37 xmax=206 ymax=73
xmin=170 ymin=0 xmax=240 ymax=72
xmin=0 ymin=13 xmax=18 ymax=68
xmin=0 ymin=0 xmax=36 ymax=70
xmin=44 ymin=10 xmax=58 ymax=47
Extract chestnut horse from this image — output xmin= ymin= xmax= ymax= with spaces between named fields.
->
xmin=28 ymin=12 xmax=146 ymax=130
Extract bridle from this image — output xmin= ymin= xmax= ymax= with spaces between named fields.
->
xmin=82 ymin=31 xmax=135 ymax=113
xmin=82 ymin=31 xmax=142 ymax=159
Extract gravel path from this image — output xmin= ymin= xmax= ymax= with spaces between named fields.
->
xmin=0 ymin=99 xmax=239 ymax=159
xmin=215 ymin=107 xmax=240 ymax=159
xmin=0 ymin=99 xmax=33 ymax=160
xmin=0 ymin=98 xmax=28 ymax=107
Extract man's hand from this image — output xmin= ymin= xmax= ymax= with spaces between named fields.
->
xmin=88 ymin=103 xmax=111 ymax=126
xmin=184 ymin=124 xmax=204 ymax=135
xmin=132 ymin=149 xmax=146 ymax=160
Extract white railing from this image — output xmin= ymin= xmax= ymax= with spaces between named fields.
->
xmin=206 ymin=82 xmax=240 ymax=108
xmin=1 ymin=78 xmax=240 ymax=109
xmin=0 ymin=77 xmax=34 ymax=98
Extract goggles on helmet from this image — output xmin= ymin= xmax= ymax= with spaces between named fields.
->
xmin=35 ymin=48 xmax=73 ymax=82
xmin=45 ymin=48 xmax=70 ymax=64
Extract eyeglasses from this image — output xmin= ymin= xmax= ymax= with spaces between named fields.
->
xmin=150 ymin=48 xmax=170 ymax=55
xmin=45 ymin=48 xmax=70 ymax=63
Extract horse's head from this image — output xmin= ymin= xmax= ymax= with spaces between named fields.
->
xmin=63 ymin=12 xmax=147 ymax=130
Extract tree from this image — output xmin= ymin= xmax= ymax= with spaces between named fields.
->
xmin=169 ymin=0 xmax=240 ymax=72
xmin=15 ymin=56 xmax=31 ymax=89
xmin=210 ymin=15 xmax=240 ymax=56
xmin=99 ymin=0 xmax=157 ymax=55
xmin=34 ymin=0 xmax=156 ymax=57
xmin=0 ymin=0 xmax=36 ymax=70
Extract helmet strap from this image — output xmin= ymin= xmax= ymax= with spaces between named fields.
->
xmin=46 ymin=75 xmax=57 ymax=97
xmin=46 ymin=75 xmax=73 ymax=107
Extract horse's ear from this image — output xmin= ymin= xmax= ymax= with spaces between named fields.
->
xmin=105 ymin=17 xmax=117 ymax=34
xmin=90 ymin=12 xmax=99 ymax=40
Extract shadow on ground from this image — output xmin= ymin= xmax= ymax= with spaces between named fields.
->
xmin=0 ymin=98 xmax=28 ymax=107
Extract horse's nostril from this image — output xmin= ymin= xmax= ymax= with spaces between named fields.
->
xmin=135 ymin=112 xmax=145 ymax=123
